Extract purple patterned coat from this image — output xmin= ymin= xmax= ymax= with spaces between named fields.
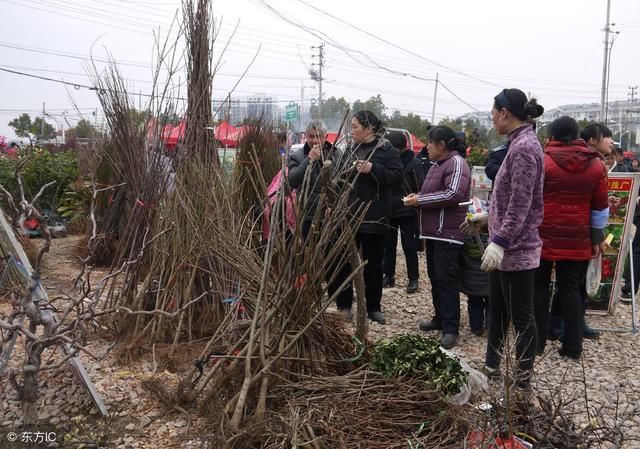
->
xmin=489 ymin=124 xmax=544 ymax=271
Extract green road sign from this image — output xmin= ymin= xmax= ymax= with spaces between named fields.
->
xmin=285 ymin=103 xmax=298 ymax=121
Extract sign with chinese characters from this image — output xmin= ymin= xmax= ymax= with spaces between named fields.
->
xmin=586 ymin=173 xmax=640 ymax=314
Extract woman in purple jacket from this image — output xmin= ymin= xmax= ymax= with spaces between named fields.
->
xmin=465 ymin=88 xmax=545 ymax=391
xmin=404 ymin=126 xmax=471 ymax=349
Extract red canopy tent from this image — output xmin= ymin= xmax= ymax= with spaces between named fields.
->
xmin=163 ymin=121 xmax=186 ymax=151
xmin=408 ymin=133 xmax=425 ymax=153
xmin=215 ymin=121 xmax=241 ymax=147
xmin=325 ymin=132 xmax=339 ymax=144
xmin=157 ymin=120 xmax=247 ymax=150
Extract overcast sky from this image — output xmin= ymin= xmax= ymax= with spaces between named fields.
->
xmin=1 ymin=0 xmax=639 ymax=139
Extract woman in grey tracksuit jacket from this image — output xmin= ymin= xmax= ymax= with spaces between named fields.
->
xmin=405 ymin=125 xmax=471 ymax=348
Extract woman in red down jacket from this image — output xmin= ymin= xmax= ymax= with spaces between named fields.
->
xmin=533 ymin=116 xmax=609 ymax=360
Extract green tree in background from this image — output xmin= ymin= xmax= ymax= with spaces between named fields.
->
xmin=437 ymin=117 xmax=464 ymax=132
xmin=352 ymin=95 xmax=386 ymax=120
xmin=74 ymin=119 xmax=97 ymax=138
xmin=387 ymin=111 xmax=430 ymax=140
xmin=310 ymin=96 xmax=351 ymax=130
xmin=8 ymin=113 xmax=55 ymax=147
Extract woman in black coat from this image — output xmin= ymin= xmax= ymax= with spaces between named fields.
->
xmin=333 ymin=110 xmax=403 ymax=324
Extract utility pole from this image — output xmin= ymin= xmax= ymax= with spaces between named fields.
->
xmin=310 ymin=43 xmax=324 ymax=119
xmin=299 ymin=80 xmax=304 ymax=131
xmin=629 ymin=86 xmax=638 ymax=104
xmin=629 ymin=86 xmax=638 ymax=150
xmin=431 ymin=73 xmax=439 ymax=125
xmin=41 ymin=102 xmax=46 ymax=138
xmin=599 ymin=0 xmax=612 ymax=122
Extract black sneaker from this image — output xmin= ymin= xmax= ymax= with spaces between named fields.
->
xmin=440 ymin=333 xmax=458 ymax=349
xmin=582 ymin=317 xmax=600 ymax=340
xmin=481 ymin=365 xmax=501 ymax=381
xmin=382 ymin=275 xmax=395 ymax=288
xmin=471 ymin=327 xmax=485 ymax=337
xmin=406 ymin=280 xmax=418 ymax=294
xmin=620 ymin=291 xmax=632 ymax=303
xmin=559 ymin=347 xmax=581 ymax=360
xmin=419 ymin=319 xmax=441 ymax=332
xmin=368 ymin=310 xmax=386 ymax=324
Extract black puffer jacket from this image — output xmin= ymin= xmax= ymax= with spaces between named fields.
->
xmin=288 ymin=141 xmax=341 ymax=223
xmin=416 ymin=146 xmax=431 ymax=178
xmin=390 ymin=149 xmax=425 ymax=219
xmin=460 ymin=236 xmax=490 ymax=297
xmin=485 ymin=141 xmax=509 ymax=181
xmin=341 ymin=137 xmax=403 ymax=234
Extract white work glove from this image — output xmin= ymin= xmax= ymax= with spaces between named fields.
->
xmin=480 ymin=242 xmax=504 ymax=272
xmin=459 ymin=212 xmax=489 ymax=235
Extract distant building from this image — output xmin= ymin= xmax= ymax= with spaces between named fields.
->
xmin=212 ymin=97 xmax=247 ymax=124
xmin=213 ymin=96 xmax=278 ymax=125
xmin=541 ymin=100 xmax=640 ymax=141
xmin=246 ymin=96 xmax=275 ymax=121
xmin=457 ymin=111 xmax=493 ymax=130
xmin=458 ymin=100 xmax=639 ymax=139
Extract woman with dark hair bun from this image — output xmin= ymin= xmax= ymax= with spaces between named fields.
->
xmin=332 ymin=110 xmax=403 ymax=324
xmin=462 ymin=88 xmax=545 ymax=392
xmin=404 ymin=125 xmax=471 ymax=349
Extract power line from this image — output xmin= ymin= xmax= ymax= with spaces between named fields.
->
xmin=0 ymin=66 xmax=320 ymax=105
xmin=0 ymin=62 xmax=306 ymax=83
xmin=1 ymin=32 xmax=618 ymax=97
xmin=438 ymin=81 xmax=481 ymax=112
xmin=251 ymin=0 xmax=485 ymax=114
xmin=5 ymin=0 xmax=628 ymax=94
xmin=0 ymin=0 xmax=155 ymax=35
xmin=0 ymin=66 xmax=97 ymax=91
xmin=292 ymin=0 xmax=501 ymax=89
xmin=252 ymin=0 xmax=436 ymax=83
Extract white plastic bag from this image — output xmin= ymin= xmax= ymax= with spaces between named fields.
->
xmin=440 ymin=347 xmax=488 ymax=405
xmin=586 ymin=254 xmax=602 ymax=297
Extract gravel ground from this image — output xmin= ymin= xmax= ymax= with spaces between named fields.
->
xmin=1 ymin=237 xmax=639 ymax=448
xmin=371 ymin=250 xmax=640 ymax=449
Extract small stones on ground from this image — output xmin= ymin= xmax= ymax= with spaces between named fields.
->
xmin=147 ymin=410 xmax=163 ymax=418
xmin=173 ymin=419 xmax=187 ymax=428
xmin=140 ymin=416 xmax=152 ymax=428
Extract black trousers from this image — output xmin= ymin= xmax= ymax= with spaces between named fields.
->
xmin=468 ymin=295 xmax=489 ymax=332
xmin=425 ymin=240 xmax=462 ymax=335
xmin=384 ymin=214 xmax=420 ymax=281
xmin=329 ymin=232 xmax=385 ymax=312
xmin=534 ymin=260 xmax=585 ymax=355
xmin=485 ymin=269 xmax=537 ymax=388
xmin=549 ymin=260 xmax=590 ymax=328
